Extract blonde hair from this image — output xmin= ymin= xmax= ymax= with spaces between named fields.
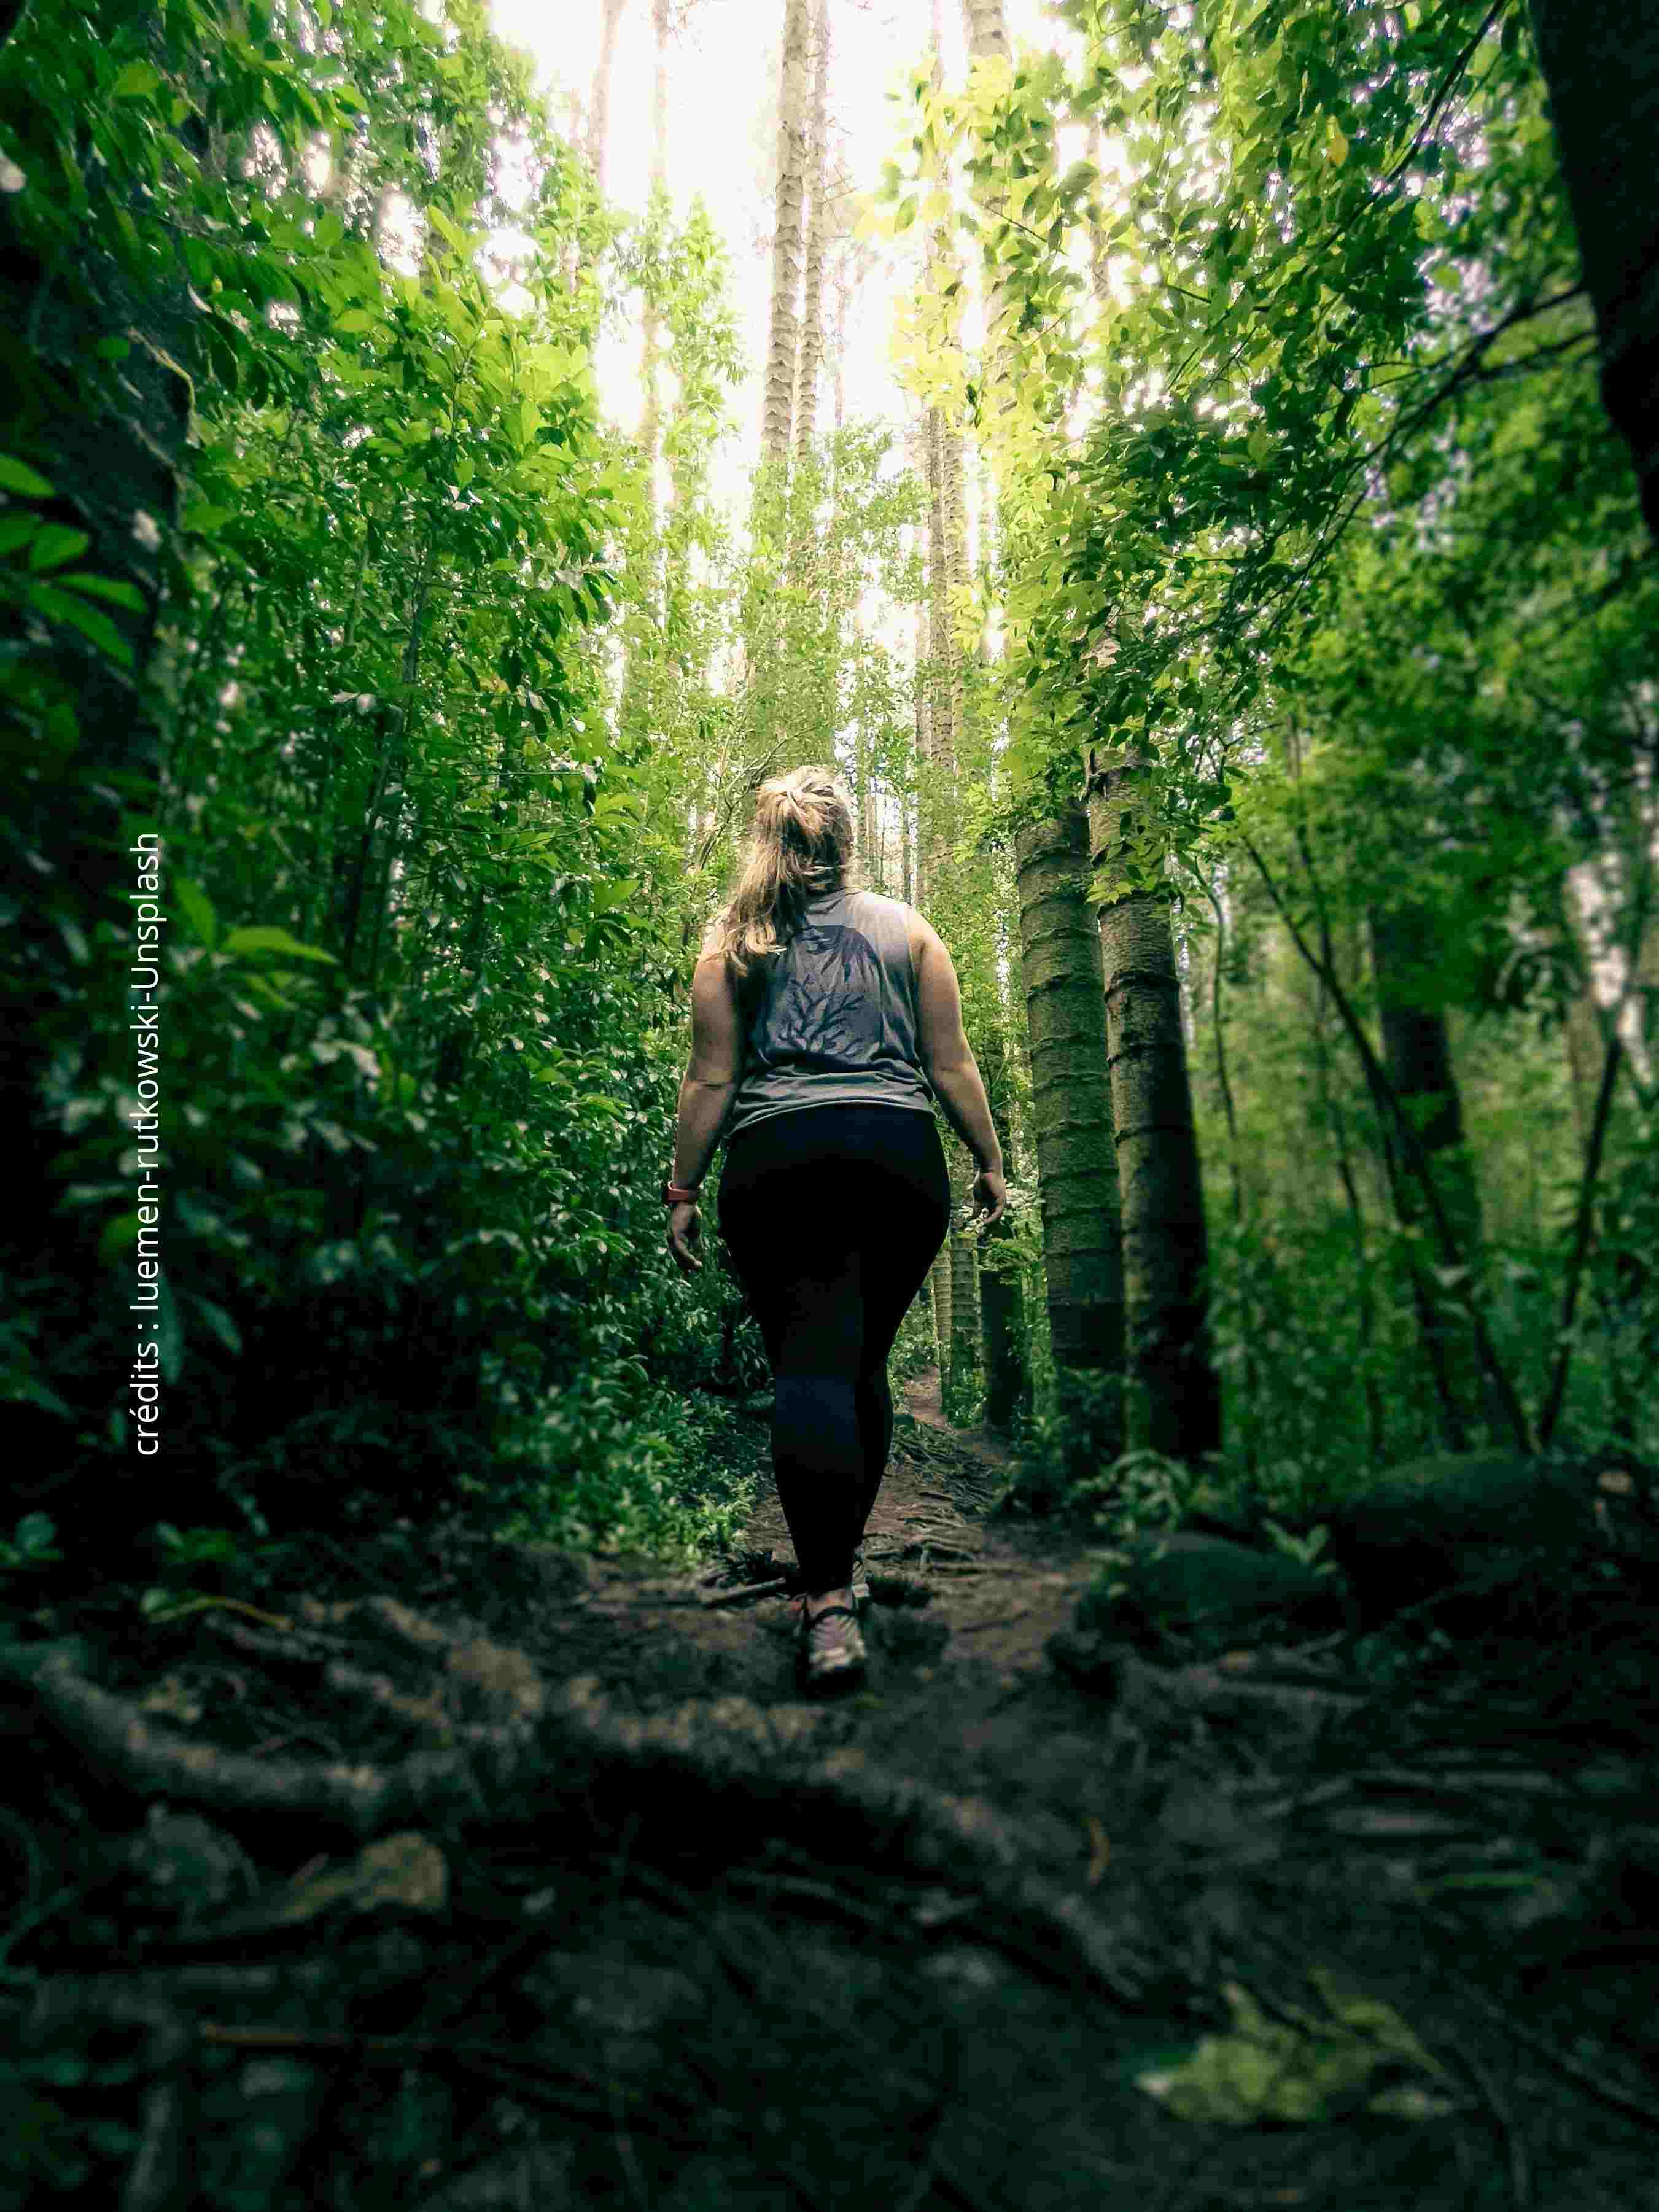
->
xmin=706 ymin=764 xmax=859 ymax=978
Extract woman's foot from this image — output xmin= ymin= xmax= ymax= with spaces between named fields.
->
xmin=795 ymin=1585 xmax=866 ymax=1696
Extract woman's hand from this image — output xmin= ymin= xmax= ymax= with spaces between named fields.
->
xmin=969 ymin=1168 xmax=1008 ymax=1231
xmin=666 ymin=1200 xmax=703 ymax=1274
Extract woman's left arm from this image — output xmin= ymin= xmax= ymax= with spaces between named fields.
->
xmin=666 ymin=954 xmax=743 ymax=1272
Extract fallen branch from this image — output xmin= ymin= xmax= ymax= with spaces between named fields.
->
xmin=701 ymin=1577 xmax=790 ymax=1609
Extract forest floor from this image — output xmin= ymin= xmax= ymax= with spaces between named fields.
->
xmin=4 ymin=1375 xmax=1658 ymax=2211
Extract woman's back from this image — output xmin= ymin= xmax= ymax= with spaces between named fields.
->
xmin=725 ymin=884 xmax=934 ymax=1138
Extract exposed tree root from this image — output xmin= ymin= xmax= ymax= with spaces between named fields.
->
xmin=2 ymin=1610 xmax=1160 ymax=2007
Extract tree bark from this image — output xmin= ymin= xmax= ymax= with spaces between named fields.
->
xmin=1014 ymin=807 xmax=1125 ymax=1476
xmin=1367 ymin=902 xmax=1490 ymax=1448
xmin=1084 ymin=743 xmax=1221 ymax=1464
xmin=1527 ymin=0 xmax=1659 ymax=541
xmin=638 ymin=0 xmax=671 ymax=497
xmin=793 ymin=0 xmax=831 ymax=472
xmin=977 ymin=1025 xmax=1032 ymax=1433
xmin=761 ymin=0 xmax=812 ymax=467
xmin=961 ymin=0 xmax=1010 ymax=63
xmin=586 ymin=0 xmax=630 ymax=198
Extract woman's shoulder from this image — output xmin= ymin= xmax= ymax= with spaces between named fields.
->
xmin=850 ymin=888 xmax=928 ymax=963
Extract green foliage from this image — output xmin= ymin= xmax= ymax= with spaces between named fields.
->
xmin=1138 ymin=1968 xmax=1456 ymax=2126
xmin=0 ymin=0 xmax=764 ymax=1566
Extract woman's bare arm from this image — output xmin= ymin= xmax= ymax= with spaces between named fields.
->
xmin=673 ymin=953 xmax=744 ymax=1191
xmin=909 ymin=912 xmax=1006 ymax=1212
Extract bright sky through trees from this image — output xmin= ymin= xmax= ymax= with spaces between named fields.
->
xmin=489 ymin=0 xmax=1049 ymax=516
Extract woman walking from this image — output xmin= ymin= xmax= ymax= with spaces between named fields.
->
xmin=663 ymin=766 xmax=1008 ymax=1697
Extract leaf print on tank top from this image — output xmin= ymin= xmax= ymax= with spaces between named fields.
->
xmin=762 ymin=924 xmax=886 ymax=1067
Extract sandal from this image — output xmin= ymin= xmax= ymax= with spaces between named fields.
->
xmin=850 ymin=1548 xmax=871 ymax=1610
xmin=795 ymin=1594 xmax=867 ymax=1696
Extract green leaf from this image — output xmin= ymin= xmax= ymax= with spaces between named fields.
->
xmin=180 ymin=503 xmax=235 ymax=534
xmin=1137 ymin=1972 xmax=1450 ymax=2125
xmin=173 ymin=875 xmax=218 ymax=949
xmin=220 ymin=926 xmax=338 ymax=963
xmin=0 ymin=454 xmax=55 ymax=498
xmin=0 ymin=512 xmax=39 ymax=557
xmin=428 ymin=204 xmax=472 ymax=254
xmin=335 ymin=308 xmax=378 ymax=333
xmin=182 ymin=1292 xmax=242 ymax=1357
xmin=56 ymin=570 xmax=146 ymax=613
xmin=28 ymin=584 xmax=134 ymax=667
xmin=98 ymin=1212 xmax=139 ymax=1265
xmin=28 ymin=524 xmax=91 ymax=572
xmin=112 ymin=59 xmax=164 ymax=100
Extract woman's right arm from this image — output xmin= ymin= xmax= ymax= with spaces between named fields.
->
xmin=910 ymin=911 xmax=1008 ymax=1225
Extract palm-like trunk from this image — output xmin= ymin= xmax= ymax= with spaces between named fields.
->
xmin=586 ymin=0 xmax=629 ymax=196
xmin=761 ymin=0 xmax=812 ymax=467
xmin=976 ymin=1023 xmax=1032 ymax=1432
xmin=1016 ymin=807 xmax=1125 ymax=1474
xmin=793 ymin=0 xmax=831 ymax=471
xmin=962 ymin=0 xmax=1010 ymax=62
xmin=638 ymin=0 xmax=670 ymax=495
xmin=1084 ymin=741 xmax=1221 ymax=1463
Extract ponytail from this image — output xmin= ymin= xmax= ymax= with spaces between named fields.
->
xmin=705 ymin=764 xmax=858 ymax=978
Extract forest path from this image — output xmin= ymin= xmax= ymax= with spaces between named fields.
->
xmin=9 ymin=1390 xmax=1656 ymax=2208
xmin=546 ymin=1366 xmax=1119 ymax=1886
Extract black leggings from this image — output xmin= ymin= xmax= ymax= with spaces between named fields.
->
xmin=717 ymin=1104 xmax=951 ymax=1591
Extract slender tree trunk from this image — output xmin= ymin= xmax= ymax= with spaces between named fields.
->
xmin=586 ymin=0 xmax=629 ymax=196
xmin=1310 ymin=969 xmax=1385 ymax=1468
xmin=962 ymin=0 xmax=1010 ymax=62
xmin=1367 ymin=902 xmax=1490 ymax=1446
xmin=977 ymin=1024 xmax=1032 ymax=1432
xmin=793 ymin=0 xmax=831 ymax=472
xmin=1084 ymin=741 xmax=1221 ymax=1463
xmin=1014 ymin=807 xmax=1125 ymax=1477
xmin=761 ymin=0 xmax=811 ymax=467
xmin=638 ymin=0 xmax=670 ymax=495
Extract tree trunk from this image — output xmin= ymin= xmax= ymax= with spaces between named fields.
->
xmin=586 ymin=0 xmax=630 ymax=197
xmin=638 ymin=0 xmax=670 ymax=496
xmin=961 ymin=0 xmax=1011 ymax=63
xmin=1014 ymin=807 xmax=1125 ymax=1477
xmin=947 ymin=1157 xmax=980 ymax=1416
xmin=1528 ymin=0 xmax=1659 ymax=542
xmin=1084 ymin=742 xmax=1221 ymax=1464
xmin=959 ymin=0 xmax=1015 ymax=420
xmin=793 ymin=0 xmax=831 ymax=472
xmin=977 ymin=1025 xmax=1032 ymax=1433
xmin=1367 ymin=902 xmax=1490 ymax=1448
xmin=761 ymin=0 xmax=811 ymax=467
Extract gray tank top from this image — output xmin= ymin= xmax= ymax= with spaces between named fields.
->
xmin=724 ymin=886 xmax=936 ymax=1139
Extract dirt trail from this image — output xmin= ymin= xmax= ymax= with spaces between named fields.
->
xmin=7 ymin=1378 xmax=1657 ymax=2208
xmin=551 ymin=1370 xmax=1122 ymax=1884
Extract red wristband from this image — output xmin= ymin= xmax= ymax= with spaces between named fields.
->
xmin=662 ymin=1181 xmax=701 ymax=1205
